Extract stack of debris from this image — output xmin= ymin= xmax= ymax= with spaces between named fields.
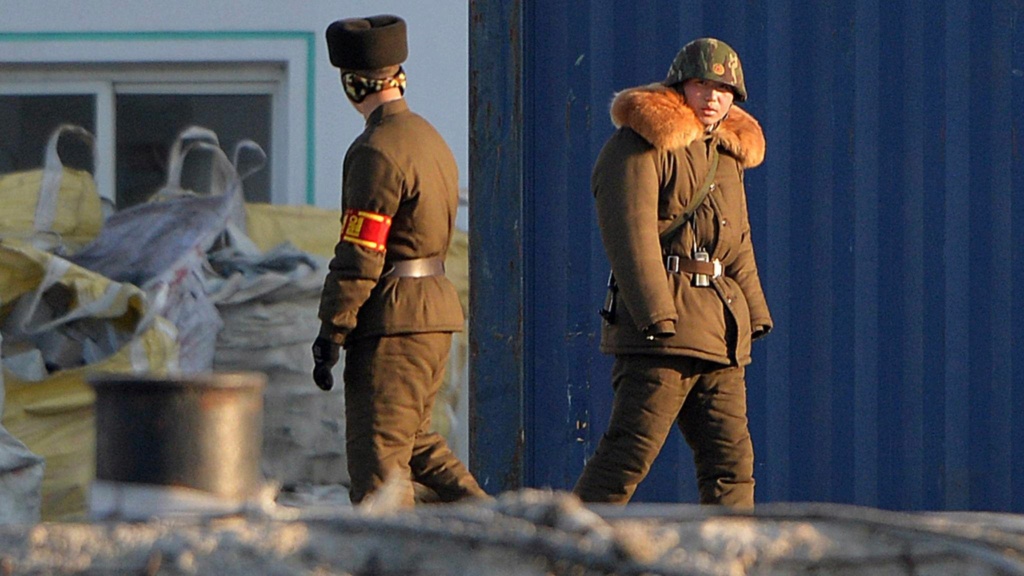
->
xmin=0 ymin=125 xmax=352 ymax=521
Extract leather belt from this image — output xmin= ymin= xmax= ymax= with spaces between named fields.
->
xmin=665 ymin=254 xmax=722 ymax=278
xmin=383 ymin=257 xmax=446 ymax=278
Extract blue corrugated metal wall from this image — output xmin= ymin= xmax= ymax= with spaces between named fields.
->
xmin=470 ymin=0 xmax=1024 ymax=511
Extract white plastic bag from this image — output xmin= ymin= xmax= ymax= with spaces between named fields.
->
xmin=70 ymin=126 xmax=250 ymax=373
xmin=206 ymin=227 xmax=347 ymax=486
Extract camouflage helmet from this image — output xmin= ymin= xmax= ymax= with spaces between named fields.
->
xmin=663 ymin=38 xmax=747 ymax=102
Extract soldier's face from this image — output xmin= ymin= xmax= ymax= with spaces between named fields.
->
xmin=680 ymin=78 xmax=735 ymax=126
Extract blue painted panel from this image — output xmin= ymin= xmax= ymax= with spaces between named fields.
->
xmin=470 ymin=0 xmax=1024 ymax=512
xmin=467 ymin=1 xmax=526 ymax=494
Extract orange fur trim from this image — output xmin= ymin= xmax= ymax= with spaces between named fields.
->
xmin=609 ymin=83 xmax=765 ymax=168
xmin=718 ymin=107 xmax=766 ymax=168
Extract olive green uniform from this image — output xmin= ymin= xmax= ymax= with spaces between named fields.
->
xmin=574 ymin=83 xmax=771 ymax=506
xmin=318 ymin=99 xmax=485 ymax=506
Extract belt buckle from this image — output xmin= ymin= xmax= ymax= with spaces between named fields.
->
xmin=665 ymin=254 xmax=680 ymax=273
xmin=713 ymin=259 xmax=723 ymax=279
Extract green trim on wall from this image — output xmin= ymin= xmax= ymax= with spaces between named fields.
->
xmin=0 ymin=30 xmax=317 ymax=205
xmin=303 ymin=33 xmax=316 ymax=206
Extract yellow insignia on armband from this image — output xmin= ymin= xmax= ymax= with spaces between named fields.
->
xmin=340 ymin=209 xmax=392 ymax=252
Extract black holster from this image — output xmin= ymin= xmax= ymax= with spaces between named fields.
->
xmin=599 ymin=271 xmax=617 ymax=324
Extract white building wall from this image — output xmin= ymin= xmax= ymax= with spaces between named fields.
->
xmin=0 ymin=0 xmax=470 ymax=208
xmin=0 ymin=0 xmax=474 ymax=485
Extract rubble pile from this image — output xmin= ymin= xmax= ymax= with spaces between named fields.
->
xmin=2 ymin=490 xmax=1024 ymax=575
xmin=0 ymin=125 xmax=350 ymax=522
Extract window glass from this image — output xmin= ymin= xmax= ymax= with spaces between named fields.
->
xmin=115 ymin=94 xmax=272 ymax=208
xmin=0 ymin=94 xmax=96 ymax=174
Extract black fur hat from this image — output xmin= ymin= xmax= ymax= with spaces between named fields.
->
xmin=326 ymin=15 xmax=408 ymax=70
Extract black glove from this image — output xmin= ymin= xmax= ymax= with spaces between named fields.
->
xmin=311 ymin=336 xmax=340 ymax=391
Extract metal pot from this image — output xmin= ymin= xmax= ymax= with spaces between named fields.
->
xmin=89 ymin=372 xmax=265 ymax=501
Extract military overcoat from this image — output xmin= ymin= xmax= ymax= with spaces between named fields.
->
xmin=318 ymin=99 xmax=464 ymax=345
xmin=593 ymin=83 xmax=771 ymax=366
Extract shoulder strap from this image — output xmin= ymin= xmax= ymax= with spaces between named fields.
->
xmin=658 ymin=147 xmax=719 ymax=244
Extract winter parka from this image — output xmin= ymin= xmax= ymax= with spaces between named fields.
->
xmin=593 ymin=83 xmax=771 ymax=366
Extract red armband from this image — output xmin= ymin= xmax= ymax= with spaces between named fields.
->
xmin=340 ymin=209 xmax=392 ymax=252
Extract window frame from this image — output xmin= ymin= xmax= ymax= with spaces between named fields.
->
xmin=0 ymin=80 xmax=114 ymax=199
xmin=0 ymin=31 xmax=316 ymax=205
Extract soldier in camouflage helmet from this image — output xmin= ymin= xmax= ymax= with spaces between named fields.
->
xmin=664 ymin=37 xmax=747 ymax=101
xmin=574 ymin=38 xmax=771 ymax=506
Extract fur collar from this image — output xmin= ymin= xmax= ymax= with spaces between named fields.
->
xmin=610 ymin=83 xmax=765 ymax=168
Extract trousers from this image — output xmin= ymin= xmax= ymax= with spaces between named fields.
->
xmin=343 ymin=332 xmax=486 ymax=506
xmin=573 ymin=354 xmax=754 ymax=506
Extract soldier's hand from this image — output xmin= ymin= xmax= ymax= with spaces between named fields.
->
xmin=311 ymin=336 xmax=340 ymax=391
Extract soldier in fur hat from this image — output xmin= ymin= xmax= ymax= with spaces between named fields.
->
xmin=574 ymin=38 xmax=772 ymax=506
xmin=313 ymin=14 xmax=486 ymax=507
